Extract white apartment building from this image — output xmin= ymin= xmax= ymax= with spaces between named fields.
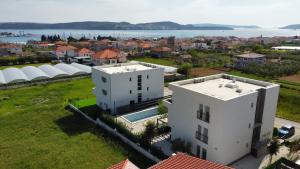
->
xmin=92 ymin=62 xmax=164 ymax=115
xmin=163 ymin=74 xmax=279 ymax=165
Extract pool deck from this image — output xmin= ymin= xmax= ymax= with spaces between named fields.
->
xmin=117 ymin=114 xmax=161 ymax=133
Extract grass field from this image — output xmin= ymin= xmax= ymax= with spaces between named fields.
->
xmin=0 ymin=78 xmax=153 ymax=169
xmin=0 ymin=63 xmax=51 ymax=70
xmin=131 ymin=57 xmax=177 ymax=67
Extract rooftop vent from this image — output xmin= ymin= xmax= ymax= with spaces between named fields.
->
xmin=219 ymin=84 xmax=223 ymax=88
xmin=236 ymin=88 xmax=243 ymax=93
xmin=225 ymin=82 xmax=238 ymax=89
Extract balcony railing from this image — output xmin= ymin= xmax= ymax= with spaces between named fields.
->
xmin=197 ymin=111 xmax=209 ymax=123
xmin=195 ymin=131 xmax=208 ymax=144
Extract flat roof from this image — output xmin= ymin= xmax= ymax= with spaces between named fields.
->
xmin=170 ymin=74 xmax=277 ymax=100
xmin=272 ymin=46 xmax=300 ymax=50
xmin=93 ymin=62 xmax=159 ymax=74
xmin=236 ymin=53 xmax=265 ymax=59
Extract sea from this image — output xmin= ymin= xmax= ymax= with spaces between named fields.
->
xmin=0 ymin=28 xmax=300 ymax=44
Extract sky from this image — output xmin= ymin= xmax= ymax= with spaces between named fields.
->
xmin=0 ymin=0 xmax=299 ymax=28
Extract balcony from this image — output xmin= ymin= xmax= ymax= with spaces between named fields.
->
xmin=195 ymin=131 xmax=208 ymax=144
xmin=197 ymin=111 xmax=209 ymax=123
xmin=163 ymin=99 xmax=172 ymax=109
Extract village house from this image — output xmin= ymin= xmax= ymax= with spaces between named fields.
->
xmin=92 ymin=48 xmax=127 ymax=66
xmin=53 ymin=45 xmax=77 ymax=60
xmin=234 ymin=53 xmax=266 ymax=69
xmin=150 ymin=46 xmax=172 ymax=58
xmin=0 ymin=43 xmax=23 ymax=56
xmin=90 ymin=39 xmax=118 ymax=52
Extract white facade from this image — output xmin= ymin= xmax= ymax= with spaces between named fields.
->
xmin=92 ymin=62 xmax=164 ymax=115
xmin=164 ymin=74 xmax=279 ymax=165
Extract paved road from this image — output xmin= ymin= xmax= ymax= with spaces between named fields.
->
xmin=274 ymin=117 xmax=300 ymax=130
xmin=274 ymin=117 xmax=300 ymax=141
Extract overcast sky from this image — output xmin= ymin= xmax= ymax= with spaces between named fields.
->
xmin=0 ymin=0 xmax=299 ymax=27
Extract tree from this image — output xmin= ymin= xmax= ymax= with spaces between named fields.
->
xmin=141 ymin=121 xmax=156 ymax=148
xmin=267 ymin=139 xmax=280 ymax=165
xmin=287 ymin=139 xmax=300 ymax=159
xmin=178 ymin=63 xmax=192 ymax=75
xmin=158 ymin=101 xmax=168 ymax=116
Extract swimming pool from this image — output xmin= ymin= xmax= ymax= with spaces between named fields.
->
xmin=122 ymin=107 xmax=158 ymax=123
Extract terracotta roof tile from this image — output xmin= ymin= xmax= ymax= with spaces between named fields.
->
xmin=93 ymin=48 xmax=120 ymax=59
xmin=108 ymin=159 xmax=139 ymax=169
xmin=149 ymin=153 xmax=234 ymax=169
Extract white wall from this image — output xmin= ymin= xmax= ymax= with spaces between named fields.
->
xmin=167 ymin=81 xmax=279 ymax=165
xmin=92 ymin=65 xmax=164 ymax=115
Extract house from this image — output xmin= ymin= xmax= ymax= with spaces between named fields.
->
xmin=92 ymin=62 xmax=164 ymax=115
xmin=163 ymin=74 xmax=279 ymax=165
xmin=272 ymin=46 xmax=300 ymax=51
xmin=150 ymin=47 xmax=171 ymax=58
xmin=92 ymin=48 xmax=127 ymax=66
xmin=234 ymin=53 xmax=266 ymax=69
xmin=108 ymin=159 xmax=139 ymax=169
xmin=69 ymin=41 xmax=91 ymax=49
xmin=90 ymin=39 xmax=117 ymax=51
xmin=53 ymin=45 xmax=77 ymax=60
xmin=78 ymin=48 xmax=94 ymax=57
xmin=109 ymin=153 xmax=234 ymax=169
xmin=0 ymin=43 xmax=23 ymax=56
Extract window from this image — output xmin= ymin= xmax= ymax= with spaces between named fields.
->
xmin=203 ymin=128 xmax=208 ymax=144
xmin=130 ymin=90 xmax=132 ymax=94
xmin=202 ymin=148 xmax=207 ymax=160
xmin=196 ymin=145 xmax=201 ymax=158
xmin=147 ymin=75 xmax=149 ymax=79
xmin=204 ymin=106 xmax=210 ymax=123
xmin=138 ymin=75 xmax=142 ymax=90
xmin=101 ymin=77 xmax=107 ymax=83
xmin=197 ymin=104 xmax=203 ymax=120
xmin=251 ymin=102 xmax=254 ymax=108
xmin=102 ymin=89 xmax=107 ymax=96
xmin=147 ymin=87 xmax=149 ymax=91
xmin=129 ymin=77 xmax=132 ymax=81
xmin=138 ymin=93 xmax=142 ymax=103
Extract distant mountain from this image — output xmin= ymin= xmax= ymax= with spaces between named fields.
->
xmin=0 ymin=21 xmax=233 ymax=30
xmin=193 ymin=23 xmax=260 ymax=29
xmin=281 ymin=24 xmax=300 ymax=30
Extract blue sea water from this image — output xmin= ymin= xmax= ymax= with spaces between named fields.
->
xmin=0 ymin=28 xmax=299 ymax=44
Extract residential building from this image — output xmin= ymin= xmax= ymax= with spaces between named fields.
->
xmin=150 ymin=47 xmax=171 ymax=58
xmin=272 ymin=46 xmax=300 ymax=51
xmin=53 ymin=45 xmax=77 ymax=60
xmin=78 ymin=48 xmax=95 ymax=57
xmin=0 ymin=44 xmax=23 ymax=56
xmin=163 ymin=74 xmax=279 ymax=165
xmin=109 ymin=153 xmax=234 ymax=169
xmin=92 ymin=62 xmax=164 ymax=115
xmin=108 ymin=159 xmax=139 ymax=169
xmin=92 ymin=48 xmax=127 ymax=66
xmin=234 ymin=53 xmax=266 ymax=69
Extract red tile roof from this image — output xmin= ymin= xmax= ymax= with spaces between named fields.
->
xmin=78 ymin=48 xmax=94 ymax=55
xmin=55 ymin=45 xmax=77 ymax=52
xmin=93 ymin=48 xmax=120 ymax=59
xmin=151 ymin=47 xmax=171 ymax=52
xmin=149 ymin=153 xmax=234 ymax=169
xmin=108 ymin=159 xmax=139 ymax=169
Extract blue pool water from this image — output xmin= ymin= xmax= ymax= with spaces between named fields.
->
xmin=123 ymin=107 xmax=158 ymax=123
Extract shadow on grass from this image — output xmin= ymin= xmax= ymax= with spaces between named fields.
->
xmin=55 ymin=109 xmax=96 ymax=136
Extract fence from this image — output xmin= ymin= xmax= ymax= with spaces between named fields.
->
xmin=68 ymin=103 xmax=160 ymax=163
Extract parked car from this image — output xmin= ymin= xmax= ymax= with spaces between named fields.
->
xmin=278 ymin=125 xmax=295 ymax=139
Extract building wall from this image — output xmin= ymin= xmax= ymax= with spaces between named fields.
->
xmin=92 ymin=66 xmax=164 ymax=115
xmin=167 ymin=81 xmax=279 ymax=165
xmin=259 ymin=85 xmax=280 ymax=142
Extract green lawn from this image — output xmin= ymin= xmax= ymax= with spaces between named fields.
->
xmin=0 ymin=78 xmax=153 ymax=169
xmin=0 ymin=63 xmax=50 ymax=70
xmin=131 ymin=57 xmax=177 ymax=67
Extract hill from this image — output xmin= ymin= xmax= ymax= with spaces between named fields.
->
xmin=193 ymin=23 xmax=260 ymax=29
xmin=281 ymin=24 xmax=300 ymax=30
xmin=0 ymin=21 xmax=233 ymax=30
